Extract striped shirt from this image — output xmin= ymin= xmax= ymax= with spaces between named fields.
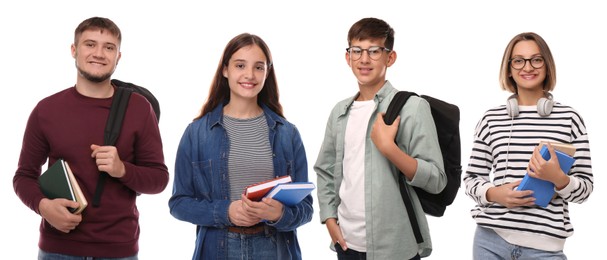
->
xmin=463 ymin=102 xmax=593 ymax=251
xmin=224 ymin=114 xmax=273 ymax=201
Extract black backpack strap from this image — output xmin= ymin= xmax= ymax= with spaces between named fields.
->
xmin=384 ymin=91 xmax=415 ymax=124
xmin=111 ymin=79 xmax=161 ymax=122
xmin=385 ymin=91 xmax=424 ymax=244
xmin=92 ymin=86 xmax=132 ymax=207
xmin=399 ymin=175 xmax=423 ymax=244
xmin=104 ymin=86 xmax=132 ymax=145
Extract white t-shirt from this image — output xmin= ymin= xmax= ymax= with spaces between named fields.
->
xmin=338 ymin=99 xmax=375 ymax=252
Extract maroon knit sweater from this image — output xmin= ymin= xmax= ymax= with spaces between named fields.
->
xmin=13 ymin=86 xmax=169 ymax=257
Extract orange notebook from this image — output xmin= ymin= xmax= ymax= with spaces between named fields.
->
xmin=243 ymin=175 xmax=292 ymax=201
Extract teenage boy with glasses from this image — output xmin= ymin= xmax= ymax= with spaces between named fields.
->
xmin=314 ymin=17 xmax=446 ymax=260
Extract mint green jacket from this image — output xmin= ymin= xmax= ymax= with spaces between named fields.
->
xmin=314 ymin=81 xmax=446 ymax=259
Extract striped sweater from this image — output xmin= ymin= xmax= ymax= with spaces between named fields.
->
xmin=463 ymin=102 xmax=593 ymax=251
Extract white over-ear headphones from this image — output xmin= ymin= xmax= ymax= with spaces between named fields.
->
xmin=506 ymin=92 xmax=554 ymax=117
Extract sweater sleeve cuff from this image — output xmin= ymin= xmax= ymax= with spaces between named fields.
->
xmin=479 ymin=184 xmax=492 ymax=205
xmin=555 ymin=175 xmax=578 ymax=196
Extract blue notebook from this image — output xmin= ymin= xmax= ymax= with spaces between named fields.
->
xmin=264 ymin=182 xmax=315 ymax=206
xmin=517 ymin=145 xmax=576 ymax=207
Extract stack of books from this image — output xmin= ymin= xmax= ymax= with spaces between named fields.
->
xmin=516 ymin=141 xmax=576 ymax=207
xmin=38 ymin=159 xmax=88 ymax=214
xmin=243 ymin=175 xmax=315 ymax=206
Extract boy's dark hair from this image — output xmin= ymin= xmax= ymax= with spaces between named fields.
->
xmin=74 ymin=17 xmax=122 ymax=45
xmin=347 ymin=17 xmax=394 ymax=49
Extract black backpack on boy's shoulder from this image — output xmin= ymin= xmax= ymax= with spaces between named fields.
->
xmin=92 ymin=79 xmax=161 ymax=207
xmin=384 ymin=90 xmax=462 ymax=243
xmin=111 ymin=79 xmax=160 ymax=122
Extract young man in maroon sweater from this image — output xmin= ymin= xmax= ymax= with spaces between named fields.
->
xmin=13 ymin=17 xmax=169 ymax=259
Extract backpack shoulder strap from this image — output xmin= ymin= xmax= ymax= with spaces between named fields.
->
xmin=93 ymin=86 xmax=132 ymax=207
xmin=385 ymin=90 xmax=424 ymax=244
xmin=384 ymin=91 xmax=417 ymax=125
xmin=104 ymin=86 xmax=132 ymax=145
xmin=111 ymin=78 xmax=160 ymax=122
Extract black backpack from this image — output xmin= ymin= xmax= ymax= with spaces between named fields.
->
xmin=111 ymin=79 xmax=160 ymax=121
xmin=384 ymin=91 xmax=462 ymax=243
xmin=92 ymin=79 xmax=160 ymax=207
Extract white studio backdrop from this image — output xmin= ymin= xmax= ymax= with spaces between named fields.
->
xmin=1 ymin=1 xmax=604 ymax=259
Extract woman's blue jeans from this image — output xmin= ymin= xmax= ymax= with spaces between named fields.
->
xmin=473 ymin=226 xmax=567 ymax=260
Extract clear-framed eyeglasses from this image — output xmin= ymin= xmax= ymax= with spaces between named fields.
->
xmin=509 ymin=56 xmax=545 ymax=70
xmin=346 ymin=46 xmax=391 ymax=61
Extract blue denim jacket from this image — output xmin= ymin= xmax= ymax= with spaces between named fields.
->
xmin=169 ymin=103 xmax=313 ymax=260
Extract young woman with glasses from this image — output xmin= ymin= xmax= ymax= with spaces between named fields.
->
xmin=463 ymin=32 xmax=594 ymax=259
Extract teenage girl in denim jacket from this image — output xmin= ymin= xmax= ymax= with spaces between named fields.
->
xmin=168 ymin=33 xmax=313 ymax=260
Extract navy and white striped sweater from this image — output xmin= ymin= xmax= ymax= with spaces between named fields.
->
xmin=463 ymin=102 xmax=593 ymax=251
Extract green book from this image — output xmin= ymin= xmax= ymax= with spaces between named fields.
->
xmin=38 ymin=159 xmax=87 ymax=213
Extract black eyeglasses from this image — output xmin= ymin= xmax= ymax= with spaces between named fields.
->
xmin=346 ymin=46 xmax=391 ymax=61
xmin=509 ymin=56 xmax=545 ymax=70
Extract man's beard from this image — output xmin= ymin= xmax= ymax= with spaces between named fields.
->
xmin=77 ymin=67 xmax=113 ymax=83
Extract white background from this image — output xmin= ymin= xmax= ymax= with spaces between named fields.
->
xmin=1 ymin=1 xmax=604 ymax=259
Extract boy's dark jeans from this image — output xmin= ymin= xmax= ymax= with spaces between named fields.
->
xmin=335 ymin=243 xmax=420 ymax=260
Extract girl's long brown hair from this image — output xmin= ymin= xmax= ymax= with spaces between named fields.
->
xmin=194 ymin=33 xmax=283 ymax=120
